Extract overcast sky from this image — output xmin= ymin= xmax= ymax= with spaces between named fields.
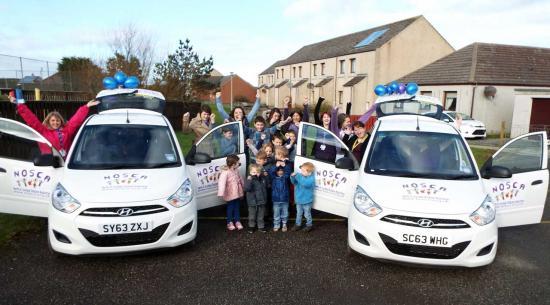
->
xmin=1 ymin=0 xmax=549 ymax=85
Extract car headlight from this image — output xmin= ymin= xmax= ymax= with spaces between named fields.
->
xmin=168 ymin=178 xmax=193 ymax=208
xmin=470 ymin=195 xmax=495 ymax=226
xmin=52 ymin=183 xmax=81 ymax=213
xmin=354 ymin=185 xmax=382 ymax=217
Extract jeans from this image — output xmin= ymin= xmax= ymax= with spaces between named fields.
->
xmin=295 ymin=203 xmax=312 ymax=227
xmin=273 ymin=202 xmax=289 ymax=228
xmin=248 ymin=205 xmax=266 ymax=229
xmin=226 ymin=199 xmax=241 ymax=223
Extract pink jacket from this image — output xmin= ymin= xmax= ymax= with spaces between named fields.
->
xmin=217 ymin=166 xmax=244 ymax=202
xmin=17 ymin=104 xmax=89 ymax=156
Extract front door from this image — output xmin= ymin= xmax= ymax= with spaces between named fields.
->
xmin=0 ymin=118 xmax=63 ymax=217
xmin=185 ymin=121 xmax=245 ymax=210
xmin=295 ymin=122 xmax=360 ymax=217
xmin=482 ymin=132 xmax=548 ymax=227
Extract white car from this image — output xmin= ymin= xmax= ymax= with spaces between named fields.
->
xmin=0 ymin=89 xmax=245 ymax=255
xmin=442 ymin=111 xmax=486 ymax=139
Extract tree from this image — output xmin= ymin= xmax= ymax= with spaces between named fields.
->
xmin=153 ymin=39 xmax=214 ymax=101
xmin=106 ymin=52 xmax=142 ymax=78
xmin=57 ymin=57 xmax=104 ymax=93
xmin=109 ymin=24 xmax=155 ymax=83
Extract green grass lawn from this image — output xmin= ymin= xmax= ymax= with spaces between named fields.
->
xmin=470 ymin=147 xmax=496 ymax=168
xmin=0 ymin=214 xmax=43 ymax=246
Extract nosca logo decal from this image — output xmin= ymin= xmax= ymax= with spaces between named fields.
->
xmin=402 ymin=182 xmax=449 ymax=203
xmin=13 ymin=169 xmax=51 ymax=188
xmin=492 ymin=181 xmax=525 ymax=203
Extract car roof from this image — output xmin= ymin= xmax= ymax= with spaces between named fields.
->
xmin=374 ymin=94 xmax=442 ymax=105
xmin=96 ymin=88 xmax=165 ymax=100
xmin=377 ymin=115 xmax=459 ymax=135
xmin=85 ymin=109 xmax=168 ymax=126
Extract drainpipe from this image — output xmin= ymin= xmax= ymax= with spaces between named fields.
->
xmin=470 ymin=84 xmax=477 ymax=117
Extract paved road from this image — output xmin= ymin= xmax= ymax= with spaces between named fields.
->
xmin=1 ymin=201 xmax=549 ymax=305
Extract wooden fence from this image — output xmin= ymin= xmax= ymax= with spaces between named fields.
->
xmin=0 ymin=100 xmax=201 ymax=132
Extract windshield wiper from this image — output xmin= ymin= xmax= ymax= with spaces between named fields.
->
xmin=146 ymin=163 xmax=178 ymax=168
xmin=446 ymin=174 xmax=478 ymax=180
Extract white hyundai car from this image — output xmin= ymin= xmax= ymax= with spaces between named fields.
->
xmin=442 ymin=111 xmax=486 ymax=139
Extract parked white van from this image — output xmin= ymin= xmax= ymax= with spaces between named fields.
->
xmin=0 ymin=89 xmax=206 ymax=255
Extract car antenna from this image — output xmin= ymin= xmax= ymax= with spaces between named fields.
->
xmin=126 ymin=110 xmax=130 ymax=124
xmin=416 ymin=115 xmax=420 ymax=131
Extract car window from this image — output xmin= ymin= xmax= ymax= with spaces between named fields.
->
xmin=300 ymin=124 xmax=357 ymax=167
xmin=196 ymin=123 xmax=241 ymax=159
xmin=366 ymin=131 xmax=477 ymax=180
xmin=492 ymin=134 xmax=542 ymax=174
xmin=0 ymin=130 xmax=50 ymax=162
xmin=68 ymin=124 xmax=181 ymax=169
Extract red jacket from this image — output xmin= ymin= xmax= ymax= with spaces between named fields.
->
xmin=17 ymin=104 xmax=89 ymax=156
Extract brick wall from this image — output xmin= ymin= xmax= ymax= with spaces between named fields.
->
xmin=220 ymin=75 xmax=256 ymax=104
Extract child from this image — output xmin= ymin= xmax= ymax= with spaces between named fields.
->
xmin=220 ymin=127 xmax=238 ymax=156
xmin=244 ymin=164 xmax=269 ymax=233
xmin=217 ymin=154 xmax=244 ymax=231
xmin=271 ymin=133 xmax=284 ymax=147
xmin=290 ymin=162 xmax=315 ymax=232
xmin=284 ymin=130 xmax=297 ymax=163
xmin=245 ymin=116 xmax=291 ymax=152
xmin=268 ymin=165 xmax=291 ymax=232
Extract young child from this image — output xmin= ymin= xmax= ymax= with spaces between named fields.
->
xmin=271 ymin=133 xmax=284 ymax=148
xmin=244 ymin=164 xmax=269 ymax=233
xmin=217 ymin=154 xmax=244 ymax=231
xmin=290 ymin=162 xmax=315 ymax=232
xmin=284 ymin=130 xmax=297 ymax=163
xmin=268 ymin=164 xmax=291 ymax=232
xmin=245 ymin=116 xmax=291 ymax=151
xmin=220 ymin=127 xmax=238 ymax=156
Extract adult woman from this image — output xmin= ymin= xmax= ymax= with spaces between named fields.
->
xmin=10 ymin=96 xmax=99 ymax=158
xmin=215 ymin=90 xmax=261 ymax=127
xmin=182 ymin=105 xmax=216 ymax=144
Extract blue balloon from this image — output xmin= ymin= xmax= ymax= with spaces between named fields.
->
xmin=389 ymin=82 xmax=399 ymax=93
xmin=406 ymin=82 xmax=418 ymax=95
xmin=386 ymin=85 xmax=394 ymax=95
xmin=114 ymin=71 xmax=127 ymax=85
xmin=103 ymin=77 xmax=117 ymax=89
xmin=374 ymin=84 xmax=386 ymax=96
xmin=124 ymin=76 xmax=140 ymax=89
xmin=398 ymin=83 xmax=406 ymax=94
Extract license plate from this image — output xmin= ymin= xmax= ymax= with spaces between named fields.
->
xmin=99 ymin=222 xmax=153 ymax=235
xmin=401 ymin=233 xmax=451 ymax=247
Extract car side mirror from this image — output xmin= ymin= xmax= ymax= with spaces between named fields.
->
xmin=193 ymin=152 xmax=212 ymax=164
xmin=335 ymin=157 xmax=355 ymax=170
xmin=443 ymin=118 xmax=450 ymax=123
xmin=484 ymin=166 xmax=512 ymax=179
xmin=33 ymin=154 xmax=63 ymax=168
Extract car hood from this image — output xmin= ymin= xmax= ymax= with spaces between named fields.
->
xmin=62 ymin=167 xmax=186 ymax=203
xmin=461 ymin=120 xmax=485 ymax=127
xmin=363 ymin=175 xmax=485 ymax=215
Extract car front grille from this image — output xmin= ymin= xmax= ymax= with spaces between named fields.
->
xmin=79 ymin=223 xmax=169 ymax=247
xmin=80 ymin=205 xmax=169 ymax=217
xmin=472 ymin=129 xmax=486 ymax=135
xmin=381 ymin=215 xmax=470 ymax=229
xmin=379 ymin=233 xmax=470 ymax=259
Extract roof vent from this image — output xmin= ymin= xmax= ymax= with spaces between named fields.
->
xmin=354 ymin=29 xmax=389 ymax=48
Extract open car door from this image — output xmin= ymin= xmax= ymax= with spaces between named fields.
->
xmin=481 ymin=131 xmax=548 ymax=227
xmin=185 ymin=121 xmax=245 ymax=210
xmin=295 ymin=122 xmax=360 ymax=217
xmin=0 ymin=118 xmax=64 ymax=217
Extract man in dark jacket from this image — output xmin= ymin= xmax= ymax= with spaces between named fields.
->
xmin=245 ymin=164 xmax=269 ymax=233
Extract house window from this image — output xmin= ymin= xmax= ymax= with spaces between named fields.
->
xmin=444 ymin=91 xmax=457 ymax=111
xmin=293 ymin=67 xmax=296 ymax=78
xmin=350 ymin=58 xmax=356 ymax=73
xmin=276 ymin=69 xmax=279 ymax=79
xmin=339 ymin=60 xmax=345 ymax=74
xmin=321 ymin=63 xmax=326 ymax=75
xmin=338 ymin=91 xmax=343 ymax=104
xmin=313 ymin=64 xmax=317 ymax=76
xmin=299 ymin=66 xmax=302 ymax=78
xmin=281 ymin=68 xmax=284 ymax=78
xmin=420 ymin=91 xmax=432 ymax=96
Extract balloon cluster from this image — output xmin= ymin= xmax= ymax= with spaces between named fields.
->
xmin=374 ymin=82 xmax=418 ymax=96
xmin=102 ymin=71 xmax=140 ymax=90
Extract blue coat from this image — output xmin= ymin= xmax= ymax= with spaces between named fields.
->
xmin=290 ymin=173 xmax=315 ymax=205
xmin=268 ymin=164 xmax=292 ymax=203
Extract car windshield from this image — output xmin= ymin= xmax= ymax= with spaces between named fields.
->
xmin=447 ymin=112 xmax=473 ymax=120
xmin=68 ymin=124 xmax=181 ymax=170
xmin=365 ymin=131 xmax=478 ymax=180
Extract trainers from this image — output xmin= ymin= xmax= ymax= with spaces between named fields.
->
xmin=282 ymin=225 xmax=288 ymax=232
xmin=247 ymin=227 xmax=255 ymax=233
xmin=273 ymin=227 xmax=280 ymax=232
xmin=291 ymin=225 xmax=301 ymax=231
xmin=258 ymin=228 xmax=267 ymax=233
xmin=303 ymin=226 xmax=313 ymax=232
xmin=235 ymin=221 xmax=244 ymax=230
xmin=227 ymin=222 xmax=235 ymax=231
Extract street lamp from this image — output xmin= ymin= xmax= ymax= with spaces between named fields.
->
xmin=230 ymin=72 xmax=234 ymax=110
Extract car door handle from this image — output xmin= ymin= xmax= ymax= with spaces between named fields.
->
xmin=532 ymin=180 xmax=543 ymax=185
xmin=0 ymin=167 xmax=5 ymax=173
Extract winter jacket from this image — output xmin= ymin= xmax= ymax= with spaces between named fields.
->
xmin=182 ymin=114 xmax=215 ymax=144
xmin=282 ymin=104 xmax=310 ymax=134
xmin=220 ymin=136 xmax=238 ymax=156
xmin=244 ymin=175 xmax=268 ymax=206
xmin=290 ymin=173 xmax=315 ymax=205
xmin=17 ymin=103 xmax=89 ymax=157
xmin=268 ymin=165 xmax=291 ymax=203
xmin=216 ymin=96 xmax=261 ymax=127
xmin=217 ymin=166 xmax=244 ymax=202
